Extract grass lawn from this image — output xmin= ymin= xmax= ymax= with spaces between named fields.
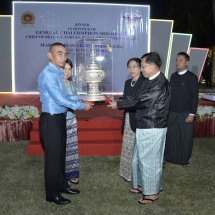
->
xmin=0 ymin=138 xmax=214 ymax=215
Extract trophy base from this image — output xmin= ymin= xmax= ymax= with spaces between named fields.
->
xmin=86 ymin=94 xmax=106 ymax=101
xmin=88 ymin=98 xmax=113 ymax=106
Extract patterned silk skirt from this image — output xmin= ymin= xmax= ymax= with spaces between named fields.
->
xmin=119 ymin=112 xmax=136 ymax=181
xmin=65 ymin=118 xmax=79 ymax=180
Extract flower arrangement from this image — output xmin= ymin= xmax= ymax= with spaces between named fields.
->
xmin=0 ymin=104 xmax=40 ymax=120
xmin=198 ymin=93 xmax=204 ymax=99
xmin=196 ymin=105 xmax=215 ymax=119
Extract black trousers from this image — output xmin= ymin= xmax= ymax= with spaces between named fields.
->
xmin=205 ymin=77 xmax=212 ymax=87
xmin=39 ymin=112 xmax=69 ymax=197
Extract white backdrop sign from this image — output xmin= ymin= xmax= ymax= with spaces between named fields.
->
xmin=13 ymin=2 xmax=149 ymax=93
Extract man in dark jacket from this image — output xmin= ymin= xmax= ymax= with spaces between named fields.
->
xmin=164 ymin=52 xmax=198 ymax=166
xmin=108 ymin=52 xmax=171 ymax=204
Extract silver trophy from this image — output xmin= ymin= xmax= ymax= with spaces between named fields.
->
xmin=81 ymin=44 xmax=106 ymax=101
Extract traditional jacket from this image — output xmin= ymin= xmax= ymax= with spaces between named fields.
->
xmin=169 ymin=71 xmax=198 ymax=114
xmin=117 ymin=72 xmax=171 ymax=129
xmin=119 ymin=75 xmax=145 ymax=133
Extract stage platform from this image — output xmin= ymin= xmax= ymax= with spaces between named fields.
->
xmin=0 ymin=94 xmax=123 ymax=156
xmin=0 ymin=92 xmax=215 ymax=156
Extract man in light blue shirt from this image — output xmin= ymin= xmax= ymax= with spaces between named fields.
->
xmin=38 ymin=42 xmax=92 ymax=205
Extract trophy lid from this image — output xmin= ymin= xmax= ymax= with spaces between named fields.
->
xmin=85 ymin=44 xmax=105 ymax=74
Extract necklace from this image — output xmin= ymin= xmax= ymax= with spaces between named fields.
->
xmin=131 ymin=75 xmax=141 ymax=87
xmin=131 ymin=80 xmax=137 ymax=87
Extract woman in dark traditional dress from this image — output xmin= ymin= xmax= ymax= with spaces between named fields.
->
xmin=119 ymin=58 xmax=145 ymax=181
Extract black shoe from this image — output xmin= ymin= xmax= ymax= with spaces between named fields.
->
xmin=46 ymin=195 xmax=71 ymax=205
xmin=60 ymin=187 xmax=80 ymax=195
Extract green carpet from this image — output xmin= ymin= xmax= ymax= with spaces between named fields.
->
xmin=0 ymin=138 xmax=214 ymax=215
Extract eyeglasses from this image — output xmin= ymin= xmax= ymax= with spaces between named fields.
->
xmin=128 ymin=66 xmax=140 ymax=69
xmin=140 ymin=63 xmax=151 ymax=68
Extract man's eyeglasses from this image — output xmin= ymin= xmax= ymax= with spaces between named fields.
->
xmin=141 ymin=63 xmax=151 ymax=68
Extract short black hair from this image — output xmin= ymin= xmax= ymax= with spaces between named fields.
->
xmin=177 ymin=52 xmax=190 ymax=61
xmin=127 ymin=58 xmax=141 ymax=67
xmin=66 ymin=58 xmax=73 ymax=69
xmin=141 ymin=52 xmax=162 ymax=68
xmin=49 ymin=42 xmax=66 ymax=52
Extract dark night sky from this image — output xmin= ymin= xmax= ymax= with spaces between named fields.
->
xmin=1 ymin=0 xmax=215 ymax=47
xmin=0 ymin=0 xmax=166 ymax=19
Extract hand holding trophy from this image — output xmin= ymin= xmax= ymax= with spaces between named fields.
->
xmin=83 ymin=101 xmax=94 ymax=111
xmin=107 ymin=101 xmax=117 ymax=109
